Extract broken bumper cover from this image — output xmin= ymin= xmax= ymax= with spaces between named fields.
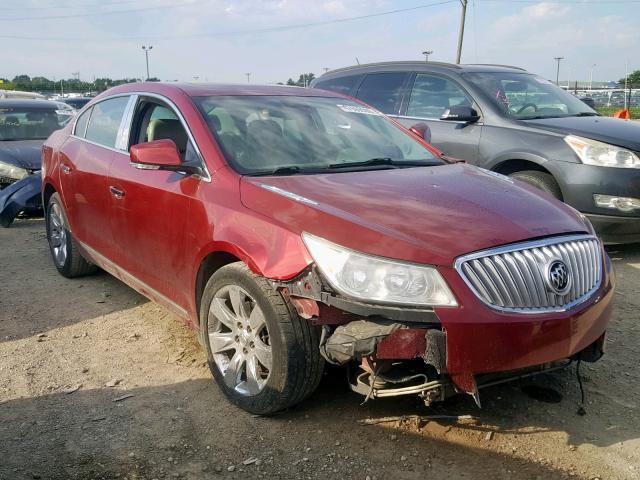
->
xmin=0 ymin=172 xmax=42 ymax=226
xmin=436 ymin=252 xmax=614 ymax=393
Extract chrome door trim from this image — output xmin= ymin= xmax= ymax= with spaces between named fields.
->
xmin=126 ymin=91 xmax=212 ymax=183
xmin=78 ymin=240 xmax=189 ymax=319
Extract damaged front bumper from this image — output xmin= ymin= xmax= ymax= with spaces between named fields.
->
xmin=276 ymin=257 xmax=614 ymax=406
xmin=0 ymin=172 xmax=42 ymax=227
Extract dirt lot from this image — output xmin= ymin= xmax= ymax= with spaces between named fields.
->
xmin=1 ymin=219 xmax=639 ymax=480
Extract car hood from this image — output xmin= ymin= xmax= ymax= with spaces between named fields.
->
xmin=240 ymin=164 xmax=588 ymax=266
xmin=0 ymin=140 xmax=43 ymax=170
xmin=524 ymin=116 xmax=640 ymax=151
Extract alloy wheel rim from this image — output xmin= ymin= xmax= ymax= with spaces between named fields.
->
xmin=207 ymin=285 xmax=272 ymax=396
xmin=48 ymin=204 xmax=67 ymax=267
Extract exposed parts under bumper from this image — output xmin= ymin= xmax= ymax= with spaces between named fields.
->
xmin=0 ymin=172 xmax=42 ymax=227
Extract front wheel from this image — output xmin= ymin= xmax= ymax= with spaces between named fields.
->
xmin=46 ymin=193 xmax=97 ymax=278
xmin=200 ymin=263 xmax=324 ymax=415
xmin=509 ymin=170 xmax=562 ymax=200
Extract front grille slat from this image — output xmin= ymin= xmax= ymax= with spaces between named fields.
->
xmin=456 ymin=236 xmax=602 ymax=313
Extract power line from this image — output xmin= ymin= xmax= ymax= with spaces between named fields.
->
xmin=0 ymin=0 xmax=210 ymax=21
xmin=0 ymin=0 xmax=459 ymax=40
xmin=0 ymin=0 xmax=156 ymax=11
xmin=479 ymin=0 xmax=640 ymax=3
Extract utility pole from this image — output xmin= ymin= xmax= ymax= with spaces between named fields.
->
xmin=554 ymin=57 xmax=563 ymax=86
xmin=142 ymin=45 xmax=153 ymax=80
xmin=422 ymin=50 xmax=433 ymax=62
xmin=589 ymin=63 xmax=596 ymax=91
xmin=624 ymin=59 xmax=629 ymax=110
xmin=245 ymin=73 xmax=251 ymax=83
xmin=455 ymin=0 xmax=468 ymax=64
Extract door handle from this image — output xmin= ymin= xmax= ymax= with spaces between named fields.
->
xmin=61 ymin=164 xmax=71 ymax=174
xmin=109 ymin=186 xmax=125 ymax=199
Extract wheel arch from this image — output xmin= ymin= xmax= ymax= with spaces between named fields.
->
xmin=490 ymin=155 xmax=564 ymax=200
xmin=195 ymin=249 xmax=244 ymax=320
xmin=42 ymin=182 xmax=57 ymax=212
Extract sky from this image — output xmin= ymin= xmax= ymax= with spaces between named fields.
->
xmin=1 ymin=0 xmax=638 ymax=84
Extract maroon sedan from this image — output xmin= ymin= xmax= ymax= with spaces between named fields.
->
xmin=42 ymin=83 xmax=614 ymax=414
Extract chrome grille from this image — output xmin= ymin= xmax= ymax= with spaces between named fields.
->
xmin=455 ymin=235 xmax=602 ymax=313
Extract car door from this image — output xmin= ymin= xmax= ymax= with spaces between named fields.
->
xmin=57 ymin=95 xmax=131 ymax=260
xmin=395 ymin=73 xmax=482 ymax=161
xmin=107 ymin=95 xmax=205 ymax=312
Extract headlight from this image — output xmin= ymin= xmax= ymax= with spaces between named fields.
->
xmin=0 ymin=161 xmax=29 ymax=181
xmin=302 ymin=233 xmax=458 ymax=307
xmin=564 ymin=135 xmax=640 ymax=168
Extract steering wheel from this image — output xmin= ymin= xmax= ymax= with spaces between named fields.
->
xmin=515 ymin=103 xmax=538 ymax=114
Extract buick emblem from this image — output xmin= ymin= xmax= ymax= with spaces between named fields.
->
xmin=546 ymin=260 xmax=571 ymax=295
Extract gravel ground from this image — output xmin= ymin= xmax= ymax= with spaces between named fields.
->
xmin=1 ymin=219 xmax=639 ymax=480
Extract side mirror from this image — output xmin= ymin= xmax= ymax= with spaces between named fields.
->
xmin=440 ymin=105 xmax=480 ymax=123
xmin=409 ymin=122 xmax=431 ymax=143
xmin=130 ymin=139 xmax=202 ymax=176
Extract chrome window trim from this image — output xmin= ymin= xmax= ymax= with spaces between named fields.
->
xmin=73 ymin=106 xmax=94 ymax=138
xmin=68 ymin=135 xmax=130 ymax=156
xmin=125 ymin=91 xmax=211 ymax=183
xmin=70 ymin=90 xmax=211 ymax=182
xmin=115 ymin=94 xmax=138 ymax=151
xmin=393 ymin=114 xmax=484 ymax=126
xmin=454 ymin=234 xmax=603 ymax=314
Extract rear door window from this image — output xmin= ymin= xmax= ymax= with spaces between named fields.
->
xmin=314 ymin=75 xmax=363 ymax=96
xmin=355 ymin=73 xmax=408 ymax=115
xmin=85 ymin=96 xmax=130 ymax=148
xmin=406 ymin=74 xmax=473 ymax=119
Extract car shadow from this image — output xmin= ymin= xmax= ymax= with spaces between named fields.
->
xmin=0 ymin=219 xmax=148 ymax=343
xmin=0 ymin=378 xmax=579 ymax=480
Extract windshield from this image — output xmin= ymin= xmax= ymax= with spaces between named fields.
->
xmin=194 ymin=95 xmax=440 ymax=175
xmin=463 ymin=72 xmax=597 ymax=120
xmin=0 ymin=107 xmax=71 ymax=141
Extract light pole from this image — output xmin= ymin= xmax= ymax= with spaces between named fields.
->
xmin=245 ymin=73 xmax=251 ymax=83
xmin=589 ymin=63 xmax=596 ymax=91
xmin=142 ymin=45 xmax=153 ymax=80
xmin=422 ymin=50 xmax=433 ymax=62
xmin=323 ymin=67 xmax=330 ymax=73
xmin=553 ymin=57 xmax=564 ymax=86
xmin=455 ymin=0 xmax=468 ymax=64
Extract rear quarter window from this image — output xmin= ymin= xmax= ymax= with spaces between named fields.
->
xmin=73 ymin=107 xmax=92 ymax=137
xmin=314 ymin=75 xmax=363 ymax=96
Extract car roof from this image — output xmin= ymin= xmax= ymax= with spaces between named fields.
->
xmin=102 ymin=82 xmax=349 ymax=99
xmin=0 ymin=98 xmax=60 ymax=109
xmin=315 ymin=61 xmax=528 ymax=79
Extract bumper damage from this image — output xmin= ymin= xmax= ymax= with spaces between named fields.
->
xmin=276 ymin=258 xmax=613 ymax=407
xmin=0 ymin=172 xmax=42 ymax=227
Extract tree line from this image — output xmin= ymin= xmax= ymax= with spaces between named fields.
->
xmin=0 ymin=75 xmax=160 ymax=94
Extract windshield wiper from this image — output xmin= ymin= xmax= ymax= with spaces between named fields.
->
xmin=328 ymin=157 xmax=438 ymax=169
xmin=573 ymin=112 xmax=600 ymax=117
xmin=250 ymin=166 xmax=304 ymax=176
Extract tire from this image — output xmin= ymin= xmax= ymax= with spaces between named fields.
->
xmin=199 ymin=262 xmax=324 ymax=415
xmin=509 ymin=170 xmax=562 ymax=200
xmin=45 ymin=192 xmax=97 ymax=278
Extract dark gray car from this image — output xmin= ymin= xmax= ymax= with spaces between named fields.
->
xmin=311 ymin=62 xmax=640 ymax=243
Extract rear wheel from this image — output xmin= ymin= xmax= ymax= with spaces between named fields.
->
xmin=509 ymin=170 xmax=562 ymax=200
xmin=200 ymin=262 xmax=323 ymax=415
xmin=46 ymin=193 xmax=97 ymax=278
